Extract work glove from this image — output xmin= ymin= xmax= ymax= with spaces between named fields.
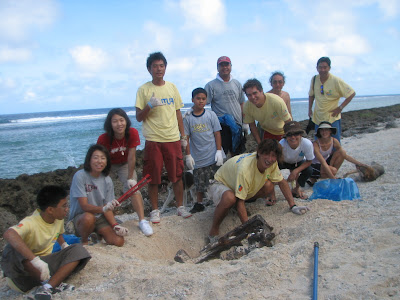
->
xmin=291 ymin=205 xmax=310 ymax=215
xmin=242 ymin=123 xmax=249 ymax=134
xmin=113 ymin=224 xmax=129 ymax=236
xmin=31 ymin=256 xmax=50 ymax=281
xmin=102 ymin=199 xmax=120 ymax=213
xmin=61 ymin=242 xmax=69 ymax=250
xmin=215 ymin=150 xmax=224 ymax=166
xmin=185 ymin=154 xmax=195 ymax=170
xmin=180 ymin=136 xmax=188 ymax=148
xmin=148 ymin=92 xmax=165 ymax=108
xmin=127 ymin=179 xmax=137 ymax=189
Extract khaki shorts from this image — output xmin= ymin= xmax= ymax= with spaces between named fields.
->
xmin=111 ymin=163 xmax=140 ymax=194
xmin=71 ymin=214 xmax=110 ymax=236
xmin=207 ymin=181 xmax=232 ymax=206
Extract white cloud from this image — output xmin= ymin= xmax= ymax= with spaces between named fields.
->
xmin=377 ymin=0 xmax=399 ymax=19
xmin=331 ymin=35 xmax=370 ymax=54
xmin=23 ymin=90 xmax=36 ymax=102
xmin=69 ymin=46 xmax=109 ymax=74
xmin=0 ymin=46 xmax=31 ymax=63
xmin=179 ymin=0 xmax=226 ymax=34
xmin=0 ymin=76 xmax=16 ymax=89
xmin=167 ymin=57 xmax=194 ymax=73
xmin=0 ymin=0 xmax=58 ymax=42
xmin=144 ymin=21 xmax=173 ymax=51
xmin=395 ymin=61 xmax=400 ymax=71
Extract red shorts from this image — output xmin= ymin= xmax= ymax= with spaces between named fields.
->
xmin=263 ymin=130 xmax=283 ymax=141
xmin=143 ymin=140 xmax=184 ymax=184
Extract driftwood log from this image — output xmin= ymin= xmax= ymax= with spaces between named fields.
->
xmin=175 ymin=214 xmax=275 ymax=264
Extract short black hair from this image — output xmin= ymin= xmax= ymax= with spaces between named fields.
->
xmin=317 ymin=57 xmax=331 ymax=67
xmin=256 ymin=138 xmax=283 ymax=163
xmin=192 ymin=87 xmax=207 ymax=99
xmin=83 ymin=144 xmax=111 ymax=176
xmin=243 ymin=78 xmax=263 ymax=93
xmin=269 ymin=71 xmax=286 ymax=84
xmin=37 ymin=185 xmax=68 ymax=211
xmin=146 ymin=52 xmax=167 ymax=70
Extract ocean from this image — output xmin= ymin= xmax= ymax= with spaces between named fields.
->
xmin=1 ymin=95 xmax=399 ymax=179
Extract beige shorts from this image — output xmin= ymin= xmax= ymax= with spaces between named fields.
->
xmin=111 ymin=163 xmax=140 ymax=195
xmin=207 ymin=181 xmax=232 ymax=206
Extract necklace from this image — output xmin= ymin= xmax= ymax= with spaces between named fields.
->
xmin=114 ymin=138 xmax=126 ymax=156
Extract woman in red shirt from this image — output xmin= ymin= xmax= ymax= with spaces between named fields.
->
xmin=97 ymin=108 xmax=153 ymax=236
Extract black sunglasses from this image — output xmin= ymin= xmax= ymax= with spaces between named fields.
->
xmin=320 ymin=85 xmax=324 ymax=95
xmin=286 ymin=132 xmax=302 ymax=137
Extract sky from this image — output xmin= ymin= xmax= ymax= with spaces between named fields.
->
xmin=0 ymin=0 xmax=399 ymax=114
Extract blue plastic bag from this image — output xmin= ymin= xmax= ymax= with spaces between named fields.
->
xmin=52 ymin=234 xmax=81 ymax=253
xmin=309 ymin=178 xmax=361 ymax=201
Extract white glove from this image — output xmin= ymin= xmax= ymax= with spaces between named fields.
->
xmin=148 ymin=92 xmax=165 ymax=108
xmin=215 ymin=150 xmax=224 ymax=166
xmin=291 ymin=205 xmax=310 ymax=215
xmin=242 ymin=123 xmax=249 ymax=134
xmin=180 ymin=136 xmax=188 ymax=148
xmin=31 ymin=256 xmax=50 ymax=281
xmin=102 ymin=199 xmax=120 ymax=213
xmin=113 ymin=224 xmax=129 ymax=236
xmin=61 ymin=242 xmax=69 ymax=250
xmin=127 ymin=179 xmax=137 ymax=189
xmin=185 ymin=154 xmax=195 ymax=170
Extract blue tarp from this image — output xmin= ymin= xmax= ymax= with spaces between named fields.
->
xmin=309 ymin=178 xmax=361 ymax=201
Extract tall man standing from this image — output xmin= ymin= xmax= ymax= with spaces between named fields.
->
xmin=205 ymin=56 xmax=247 ymax=156
xmin=243 ymin=78 xmax=292 ymax=144
xmin=308 ymin=56 xmax=356 ymax=142
xmin=135 ymin=52 xmax=192 ymax=224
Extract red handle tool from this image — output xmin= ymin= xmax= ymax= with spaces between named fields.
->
xmin=116 ymin=174 xmax=152 ymax=204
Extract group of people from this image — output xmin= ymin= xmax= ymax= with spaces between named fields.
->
xmin=1 ymin=53 xmax=356 ymax=299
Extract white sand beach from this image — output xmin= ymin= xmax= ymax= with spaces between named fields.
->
xmin=1 ymin=121 xmax=399 ymax=299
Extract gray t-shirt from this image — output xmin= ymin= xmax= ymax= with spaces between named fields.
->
xmin=184 ymin=110 xmax=222 ymax=169
xmin=204 ymin=77 xmax=245 ymax=126
xmin=68 ymin=169 xmax=115 ymax=221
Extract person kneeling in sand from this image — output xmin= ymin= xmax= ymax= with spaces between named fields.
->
xmin=279 ymin=121 xmax=314 ymax=200
xmin=68 ymin=144 xmax=128 ymax=246
xmin=208 ymin=139 xmax=310 ymax=242
xmin=1 ymin=185 xmax=91 ymax=299
xmin=308 ymin=121 xmax=346 ymax=185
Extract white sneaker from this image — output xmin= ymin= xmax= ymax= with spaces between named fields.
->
xmin=149 ymin=209 xmax=161 ymax=223
xmin=139 ymin=220 xmax=153 ymax=236
xmin=177 ymin=206 xmax=192 ymax=218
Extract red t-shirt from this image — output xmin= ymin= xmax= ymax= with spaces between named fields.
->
xmin=97 ymin=128 xmax=140 ymax=165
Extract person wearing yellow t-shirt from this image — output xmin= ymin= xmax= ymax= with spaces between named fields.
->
xmin=243 ymin=78 xmax=292 ymax=143
xmin=308 ymin=56 xmax=356 ymax=142
xmin=207 ymin=139 xmax=310 ymax=241
xmin=135 ymin=52 xmax=192 ymax=224
xmin=1 ymin=186 xmax=91 ymax=299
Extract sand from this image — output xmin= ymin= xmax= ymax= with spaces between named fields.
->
xmin=1 ymin=120 xmax=399 ymax=299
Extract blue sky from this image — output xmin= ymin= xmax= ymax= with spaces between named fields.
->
xmin=0 ymin=0 xmax=399 ymax=114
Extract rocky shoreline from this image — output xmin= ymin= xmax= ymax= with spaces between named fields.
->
xmin=0 ymin=104 xmax=399 ymax=251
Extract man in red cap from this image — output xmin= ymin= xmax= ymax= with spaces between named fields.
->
xmin=205 ymin=56 xmax=247 ymax=157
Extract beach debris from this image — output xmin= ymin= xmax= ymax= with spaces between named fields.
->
xmin=313 ymin=242 xmax=320 ymax=300
xmin=344 ymin=161 xmax=385 ymax=182
xmin=174 ymin=214 xmax=275 ymax=264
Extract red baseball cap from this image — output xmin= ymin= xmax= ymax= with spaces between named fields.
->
xmin=217 ymin=56 xmax=231 ymax=65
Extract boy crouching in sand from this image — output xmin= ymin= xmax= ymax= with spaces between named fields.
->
xmin=183 ymin=88 xmax=224 ymax=213
xmin=1 ymin=185 xmax=91 ymax=300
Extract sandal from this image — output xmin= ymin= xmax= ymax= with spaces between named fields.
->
xmin=292 ymin=192 xmax=309 ymax=200
xmin=265 ymin=198 xmax=277 ymax=206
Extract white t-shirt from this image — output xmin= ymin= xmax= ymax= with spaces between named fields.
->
xmin=279 ymin=137 xmax=314 ymax=164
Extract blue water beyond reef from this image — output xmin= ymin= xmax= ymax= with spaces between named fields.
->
xmin=0 ymin=95 xmax=399 ymax=179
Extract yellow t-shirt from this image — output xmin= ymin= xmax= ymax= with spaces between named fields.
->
xmin=214 ymin=152 xmax=283 ymax=200
xmin=11 ymin=209 xmax=64 ymax=256
xmin=243 ymin=93 xmax=291 ymax=135
xmin=308 ymin=74 xmax=355 ymax=125
xmin=135 ymin=81 xmax=184 ymax=142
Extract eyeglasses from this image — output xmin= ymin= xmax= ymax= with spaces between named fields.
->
xmin=286 ymin=132 xmax=302 ymax=137
xmin=320 ymin=85 xmax=324 ymax=95
xmin=272 ymin=80 xmax=284 ymax=84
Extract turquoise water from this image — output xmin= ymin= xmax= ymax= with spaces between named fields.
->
xmin=0 ymin=95 xmax=399 ymax=179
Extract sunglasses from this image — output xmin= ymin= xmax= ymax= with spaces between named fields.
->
xmin=272 ymin=80 xmax=284 ymax=84
xmin=320 ymin=85 xmax=324 ymax=95
xmin=286 ymin=132 xmax=302 ymax=137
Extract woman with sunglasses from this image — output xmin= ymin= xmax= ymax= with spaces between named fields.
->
xmin=278 ymin=121 xmax=314 ymax=200
xmin=97 ymin=108 xmax=153 ymax=236
xmin=308 ymin=121 xmax=346 ymax=185
xmin=308 ymin=57 xmax=355 ymax=142
xmin=267 ymin=71 xmax=292 ymax=117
